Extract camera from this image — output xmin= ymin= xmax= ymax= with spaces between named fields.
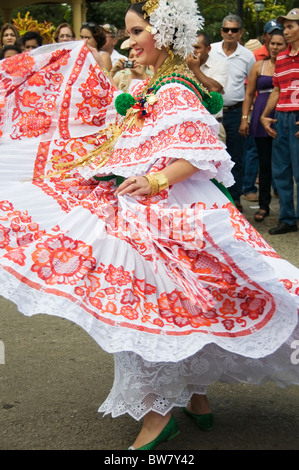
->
xmin=124 ymin=60 xmax=134 ymax=68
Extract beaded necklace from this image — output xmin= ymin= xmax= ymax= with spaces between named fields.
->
xmin=115 ymin=54 xmax=209 ymax=118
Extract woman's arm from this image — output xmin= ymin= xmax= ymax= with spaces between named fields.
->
xmin=239 ymin=61 xmax=260 ymax=137
xmin=85 ymin=42 xmax=112 ymax=72
xmin=260 ymin=87 xmax=280 ymax=138
xmin=115 ymin=159 xmax=199 ymax=197
xmin=100 ymin=51 xmax=113 ymax=72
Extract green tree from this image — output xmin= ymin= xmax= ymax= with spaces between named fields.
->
xmin=243 ymin=0 xmax=287 ymax=40
xmin=2 ymin=0 xmax=294 ymax=44
xmin=10 ymin=3 xmax=71 ymax=28
xmin=86 ymin=0 xmax=130 ymax=29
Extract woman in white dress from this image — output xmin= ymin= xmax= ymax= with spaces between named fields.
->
xmin=0 ymin=0 xmax=298 ymax=450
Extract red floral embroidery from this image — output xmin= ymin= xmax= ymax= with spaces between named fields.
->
xmin=0 ymin=224 xmax=10 ymax=248
xmin=18 ymin=110 xmax=52 ymax=138
xmin=104 ymin=264 xmax=132 ymax=286
xmin=121 ymin=288 xmax=140 ymax=305
xmin=2 ymin=53 xmax=35 ymax=77
xmin=120 ymin=305 xmax=139 ymax=320
xmin=31 ymin=234 xmax=96 ymax=285
xmin=179 ymin=121 xmax=199 ymax=143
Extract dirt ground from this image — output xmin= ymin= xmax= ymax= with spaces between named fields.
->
xmin=0 ymin=193 xmax=299 ymax=451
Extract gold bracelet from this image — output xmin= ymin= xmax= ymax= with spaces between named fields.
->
xmin=143 ymin=172 xmax=169 ymax=197
xmin=241 ymin=115 xmax=248 ymax=120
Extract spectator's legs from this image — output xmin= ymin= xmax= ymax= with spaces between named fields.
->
xmin=223 ymin=107 xmax=245 ymax=206
xmin=255 ymin=136 xmax=272 ymax=213
xmin=272 ymin=111 xmax=296 ymax=225
xmin=242 ymin=135 xmax=259 ymax=199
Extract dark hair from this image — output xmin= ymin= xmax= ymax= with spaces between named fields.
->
xmin=126 ymin=2 xmax=149 ymax=19
xmin=0 ymin=44 xmax=22 ymax=59
xmin=22 ymin=31 xmax=43 ymax=46
xmin=80 ymin=23 xmax=107 ymax=50
xmin=197 ymin=32 xmax=211 ymax=47
xmin=54 ymin=22 xmax=75 ymax=42
xmin=270 ymin=30 xmax=285 ymax=39
xmin=0 ymin=23 xmax=20 ymax=46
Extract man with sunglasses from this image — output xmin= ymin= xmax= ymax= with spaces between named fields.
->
xmin=210 ymin=15 xmax=255 ymax=212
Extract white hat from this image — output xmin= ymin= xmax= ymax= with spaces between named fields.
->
xmin=120 ymin=38 xmax=130 ymax=49
xmin=245 ymin=39 xmax=262 ymax=51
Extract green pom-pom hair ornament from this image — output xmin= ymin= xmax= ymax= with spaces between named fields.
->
xmin=201 ymin=91 xmax=223 ymax=115
xmin=115 ymin=93 xmax=136 ymax=116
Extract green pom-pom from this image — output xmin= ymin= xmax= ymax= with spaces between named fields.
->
xmin=202 ymin=91 xmax=224 ymax=115
xmin=115 ymin=93 xmax=136 ymax=116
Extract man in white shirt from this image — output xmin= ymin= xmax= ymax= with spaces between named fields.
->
xmin=101 ymin=24 xmax=127 ymax=66
xmin=187 ymin=32 xmax=228 ymax=143
xmin=209 ymin=15 xmax=255 ymax=211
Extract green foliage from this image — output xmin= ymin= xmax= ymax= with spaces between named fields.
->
xmin=195 ymin=0 xmax=289 ymax=42
xmin=197 ymin=0 xmax=238 ymax=41
xmin=86 ymin=0 xmax=130 ymax=29
xmin=243 ymin=0 xmax=287 ymax=40
xmin=10 ymin=3 xmax=71 ymax=28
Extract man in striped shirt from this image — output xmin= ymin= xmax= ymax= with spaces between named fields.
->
xmin=261 ymin=8 xmax=299 ymax=235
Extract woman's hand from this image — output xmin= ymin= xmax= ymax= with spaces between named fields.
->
xmin=84 ymin=40 xmax=106 ymax=68
xmin=110 ymin=58 xmax=126 ymax=77
xmin=115 ymin=176 xmax=150 ymax=197
xmin=238 ymin=119 xmax=250 ymax=137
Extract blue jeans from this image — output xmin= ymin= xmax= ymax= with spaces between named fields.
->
xmin=242 ymin=135 xmax=259 ymax=195
xmin=223 ymin=107 xmax=245 ymax=202
xmin=272 ymin=111 xmax=299 ymax=225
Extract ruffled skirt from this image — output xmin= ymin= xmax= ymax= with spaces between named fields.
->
xmin=1 ymin=42 xmax=299 ymax=419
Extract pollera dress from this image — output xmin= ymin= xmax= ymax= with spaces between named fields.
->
xmin=0 ymin=41 xmax=298 ymax=420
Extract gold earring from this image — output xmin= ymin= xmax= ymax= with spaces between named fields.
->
xmin=166 ymin=47 xmax=174 ymax=59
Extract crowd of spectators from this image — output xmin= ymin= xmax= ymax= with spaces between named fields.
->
xmin=1 ymin=9 xmax=298 ymax=235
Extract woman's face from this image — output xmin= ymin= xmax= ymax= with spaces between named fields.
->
xmin=57 ymin=27 xmax=74 ymax=43
xmin=125 ymin=10 xmax=168 ymax=71
xmin=80 ymin=27 xmax=97 ymax=49
xmin=268 ymin=34 xmax=287 ymax=59
xmin=2 ymin=28 xmax=17 ymax=46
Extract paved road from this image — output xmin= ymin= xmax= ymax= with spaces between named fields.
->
xmin=0 ymin=194 xmax=299 ymax=450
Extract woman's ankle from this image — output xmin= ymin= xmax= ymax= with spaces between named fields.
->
xmin=189 ymin=394 xmax=211 ymax=415
xmin=132 ymin=411 xmax=171 ymax=448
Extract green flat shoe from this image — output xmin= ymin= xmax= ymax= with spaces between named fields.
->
xmin=183 ymin=407 xmax=214 ymax=431
xmin=128 ymin=414 xmax=180 ymax=450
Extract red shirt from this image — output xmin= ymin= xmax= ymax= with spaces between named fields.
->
xmin=253 ymin=44 xmax=269 ymax=61
xmin=273 ymin=44 xmax=299 ymax=112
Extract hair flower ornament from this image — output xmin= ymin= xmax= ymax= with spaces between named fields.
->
xmin=146 ymin=0 xmax=204 ymax=58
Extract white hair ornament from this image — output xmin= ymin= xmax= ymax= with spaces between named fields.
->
xmin=132 ymin=0 xmax=205 ymax=59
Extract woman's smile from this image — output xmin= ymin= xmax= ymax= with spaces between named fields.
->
xmin=125 ymin=10 xmax=168 ymax=71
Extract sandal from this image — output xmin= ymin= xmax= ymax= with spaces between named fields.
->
xmin=254 ymin=209 xmax=269 ymax=222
